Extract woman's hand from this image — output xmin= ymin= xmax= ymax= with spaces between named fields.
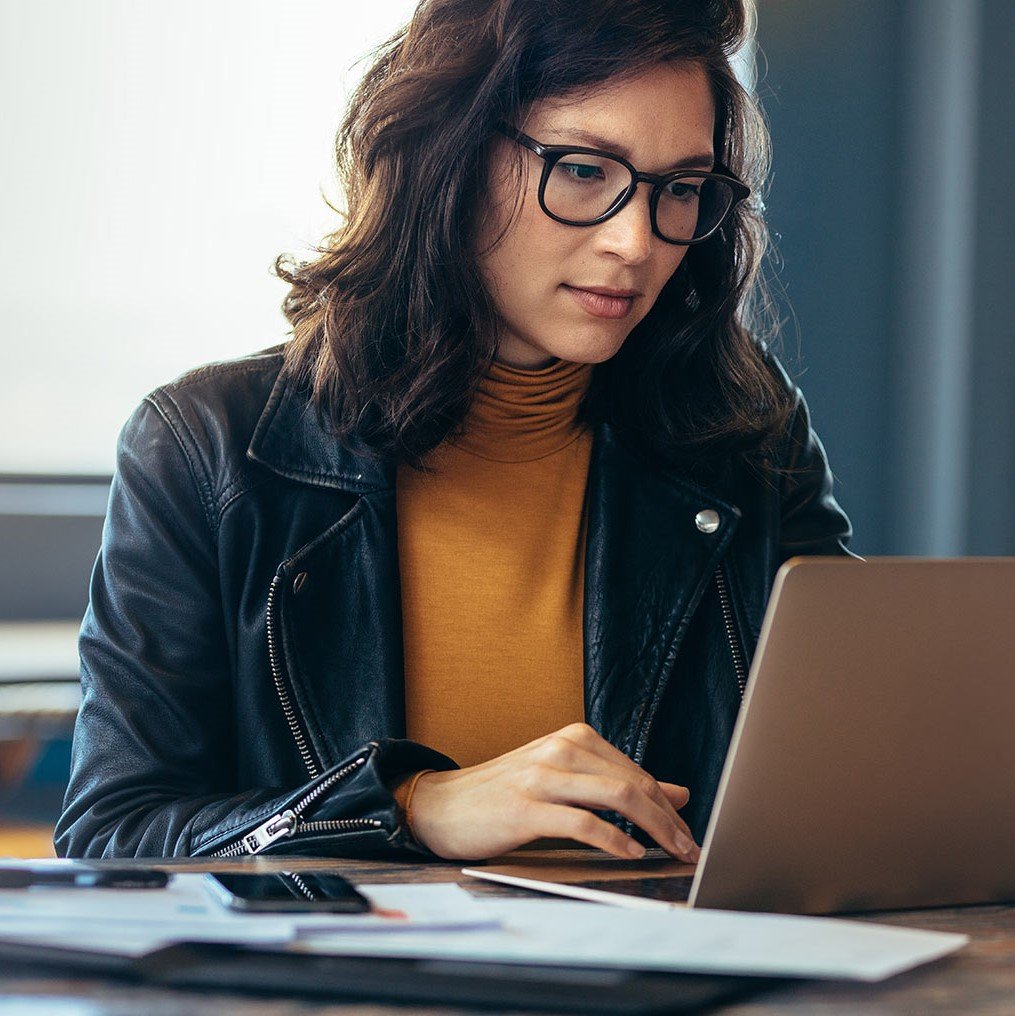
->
xmin=406 ymin=723 xmax=700 ymax=862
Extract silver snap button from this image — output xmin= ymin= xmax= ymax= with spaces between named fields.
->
xmin=292 ymin=571 xmax=309 ymax=594
xmin=695 ymin=509 xmax=720 ymax=534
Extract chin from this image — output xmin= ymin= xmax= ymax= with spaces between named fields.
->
xmin=552 ymin=331 xmax=629 ymax=365
xmin=501 ymin=316 xmax=631 ymax=367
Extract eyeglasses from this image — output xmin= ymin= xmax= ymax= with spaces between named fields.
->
xmin=495 ymin=122 xmax=750 ymax=246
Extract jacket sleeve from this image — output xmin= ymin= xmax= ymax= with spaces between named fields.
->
xmin=777 ymin=380 xmax=859 ymax=560
xmin=53 ymin=397 xmax=457 ymax=860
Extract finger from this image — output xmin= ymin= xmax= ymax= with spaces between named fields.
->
xmin=530 ymin=801 xmax=647 ymax=860
xmin=554 ymin=725 xmax=688 ymax=826
xmin=538 ymin=767 xmax=699 ymax=861
xmin=542 ymin=738 xmax=696 ymax=846
xmin=568 ymin=754 xmax=695 ymax=848
xmin=572 ymin=749 xmax=696 ymax=846
xmin=658 ymin=782 xmax=691 ymax=809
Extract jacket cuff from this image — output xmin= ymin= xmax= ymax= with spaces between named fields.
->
xmin=191 ymin=739 xmax=457 ymax=860
xmin=371 ymin=742 xmax=456 ymax=857
xmin=271 ymin=738 xmax=457 ymax=860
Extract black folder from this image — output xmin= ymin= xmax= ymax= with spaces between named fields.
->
xmin=0 ymin=938 xmax=783 ymax=1013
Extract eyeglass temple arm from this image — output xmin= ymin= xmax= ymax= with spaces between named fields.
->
xmin=494 ymin=122 xmax=545 ymax=155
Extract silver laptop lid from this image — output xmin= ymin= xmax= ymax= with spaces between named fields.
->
xmin=688 ymin=557 xmax=1015 ymax=914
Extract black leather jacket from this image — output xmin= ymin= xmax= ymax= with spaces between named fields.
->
xmin=55 ymin=345 xmax=853 ymax=859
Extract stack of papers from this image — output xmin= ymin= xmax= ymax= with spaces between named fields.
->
xmin=0 ymin=871 xmax=968 ymax=981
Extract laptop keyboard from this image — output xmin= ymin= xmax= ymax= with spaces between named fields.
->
xmin=575 ymin=876 xmax=694 ymax=904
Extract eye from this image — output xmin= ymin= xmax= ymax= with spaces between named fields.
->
xmin=663 ymin=180 xmax=702 ymax=201
xmin=558 ymin=160 xmax=606 ymax=182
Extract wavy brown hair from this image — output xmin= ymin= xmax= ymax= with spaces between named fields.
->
xmin=275 ymin=0 xmax=791 ymax=475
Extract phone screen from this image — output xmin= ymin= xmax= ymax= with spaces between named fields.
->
xmin=205 ymin=871 xmax=372 ymax=913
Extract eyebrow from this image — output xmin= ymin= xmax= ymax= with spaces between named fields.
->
xmin=544 ymin=126 xmax=715 ymax=172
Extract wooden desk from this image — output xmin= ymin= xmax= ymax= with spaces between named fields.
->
xmin=2 ymin=850 xmax=1012 ymax=1014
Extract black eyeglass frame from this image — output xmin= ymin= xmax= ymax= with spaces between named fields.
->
xmin=495 ymin=122 xmax=751 ymax=246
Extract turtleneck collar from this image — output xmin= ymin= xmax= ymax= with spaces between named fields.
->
xmin=450 ymin=356 xmax=594 ymax=463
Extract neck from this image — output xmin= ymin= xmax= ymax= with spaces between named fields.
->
xmin=449 ymin=356 xmax=594 ymax=463
xmin=495 ymin=352 xmax=559 ymax=370
xmin=494 ymin=336 xmax=562 ymax=371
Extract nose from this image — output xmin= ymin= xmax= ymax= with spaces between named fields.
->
xmin=594 ymin=182 xmax=654 ymax=264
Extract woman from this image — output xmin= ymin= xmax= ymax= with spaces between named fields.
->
xmin=56 ymin=0 xmax=852 ymax=862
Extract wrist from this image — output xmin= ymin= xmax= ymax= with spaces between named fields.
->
xmin=394 ymin=769 xmax=438 ymax=843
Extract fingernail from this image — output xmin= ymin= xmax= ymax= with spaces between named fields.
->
xmin=675 ymin=833 xmax=698 ymax=860
xmin=627 ymin=840 xmax=646 ymax=859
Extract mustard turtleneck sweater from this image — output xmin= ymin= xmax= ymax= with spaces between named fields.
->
xmin=394 ymin=355 xmax=595 ymax=777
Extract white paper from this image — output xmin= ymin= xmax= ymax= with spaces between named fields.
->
xmin=341 ymin=882 xmax=500 ymax=934
xmin=0 ymin=873 xmax=296 ymax=955
xmin=2 ymin=922 xmax=293 ymax=957
xmin=0 ymin=872 xmax=260 ymax=925
xmin=294 ymin=895 xmax=968 ymax=982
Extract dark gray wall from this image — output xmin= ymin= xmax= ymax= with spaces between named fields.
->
xmin=758 ymin=1 xmax=901 ymax=555
xmin=758 ymin=0 xmax=1015 ymax=555
xmin=966 ymin=0 xmax=1015 ymax=553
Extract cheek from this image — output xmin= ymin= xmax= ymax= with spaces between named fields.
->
xmin=485 ymin=204 xmax=573 ymax=295
xmin=653 ymin=248 xmax=690 ymax=293
xmin=514 ymin=216 xmax=572 ymax=281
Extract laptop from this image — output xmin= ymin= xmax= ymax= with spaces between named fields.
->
xmin=470 ymin=558 xmax=1015 ymax=915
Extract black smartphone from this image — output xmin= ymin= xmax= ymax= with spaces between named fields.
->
xmin=204 ymin=871 xmax=372 ymax=913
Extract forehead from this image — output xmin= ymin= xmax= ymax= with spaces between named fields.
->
xmin=522 ymin=62 xmax=716 ymax=171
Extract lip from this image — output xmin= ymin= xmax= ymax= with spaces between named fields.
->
xmin=563 ymin=284 xmax=638 ymax=320
xmin=568 ymin=284 xmax=641 ymax=298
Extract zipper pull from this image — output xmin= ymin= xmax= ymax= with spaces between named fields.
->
xmin=240 ymin=809 xmax=297 ymax=854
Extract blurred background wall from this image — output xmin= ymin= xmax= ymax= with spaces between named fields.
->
xmin=1 ymin=0 xmax=1013 ymax=852
xmin=762 ymin=0 xmax=1015 ymax=556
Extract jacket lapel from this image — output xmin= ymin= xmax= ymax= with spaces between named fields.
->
xmin=583 ymin=423 xmax=740 ymax=759
xmin=248 ymin=371 xmax=407 ymax=769
xmin=276 ymin=488 xmax=409 ymax=767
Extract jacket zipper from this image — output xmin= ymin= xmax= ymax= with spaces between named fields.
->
xmin=210 ymin=754 xmax=382 ymax=857
xmin=210 ymin=567 xmax=385 ymax=858
xmin=714 ymin=564 xmax=748 ymax=699
xmin=266 ymin=570 xmax=319 ymax=779
xmin=631 ymin=562 xmax=748 ymax=771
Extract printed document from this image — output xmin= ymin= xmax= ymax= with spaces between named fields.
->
xmin=294 ymin=895 xmax=967 ymax=981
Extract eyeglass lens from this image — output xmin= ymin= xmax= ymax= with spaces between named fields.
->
xmin=543 ymin=152 xmax=735 ymax=242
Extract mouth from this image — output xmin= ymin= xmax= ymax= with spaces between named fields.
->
xmin=562 ymin=284 xmax=639 ymax=320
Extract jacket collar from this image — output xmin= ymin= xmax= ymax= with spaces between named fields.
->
xmin=247 ymin=366 xmax=395 ymax=494
xmin=248 ymin=365 xmax=739 ymax=505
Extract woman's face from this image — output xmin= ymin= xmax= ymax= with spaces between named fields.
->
xmin=475 ymin=61 xmax=716 ymax=369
